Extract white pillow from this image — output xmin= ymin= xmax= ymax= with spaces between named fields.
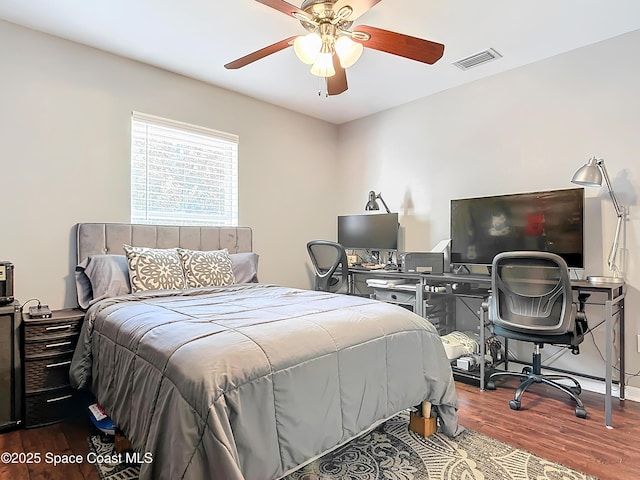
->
xmin=177 ymin=248 xmax=235 ymax=288
xmin=123 ymin=245 xmax=186 ymax=293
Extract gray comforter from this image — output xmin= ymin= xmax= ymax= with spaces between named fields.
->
xmin=70 ymin=284 xmax=461 ymax=480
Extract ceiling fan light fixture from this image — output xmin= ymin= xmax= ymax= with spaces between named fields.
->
xmin=310 ymin=51 xmax=335 ymax=77
xmin=335 ymin=35 xmax=363 ymax=68
xmin=226 ymin=0 xmax=446 ymax=96
xmin=293 ymin=33 xmax=322 ymax=64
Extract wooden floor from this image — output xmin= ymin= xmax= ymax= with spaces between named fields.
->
xmin=456 ymin=380 xmax=640 ymax=480
xmin=1 ymin=380 xmax=638 ymax=480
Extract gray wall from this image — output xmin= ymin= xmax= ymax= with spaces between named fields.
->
xmin=2 ymin=18 xmax=639 ymax=393
xmin=337 ymin=30 xmax=640 ymax=390
xmin=0 ymin=20 xmax=338 ymax=308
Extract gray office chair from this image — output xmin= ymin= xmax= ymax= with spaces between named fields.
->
xmin=306 ymin=240 xmax=349 ymax=293
xmin=485 ymin=251 xmax=589 ymax=418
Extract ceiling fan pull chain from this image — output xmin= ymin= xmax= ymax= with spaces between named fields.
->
xmin=318 ymin=76 xmax=328 ymax=97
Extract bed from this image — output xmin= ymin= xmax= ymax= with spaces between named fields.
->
xmin=69 ymin=222 xmax=462 ymax=480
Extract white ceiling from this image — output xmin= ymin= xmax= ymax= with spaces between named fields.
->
xmin=1 ymin=0 xmax=640 ymax=125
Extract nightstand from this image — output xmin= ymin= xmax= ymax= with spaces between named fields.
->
xmin=22 ymin=308 xmax=84 ymax=428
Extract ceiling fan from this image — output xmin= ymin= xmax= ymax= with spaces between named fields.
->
xmin=224 ymin=0 xmax=445 ymax=96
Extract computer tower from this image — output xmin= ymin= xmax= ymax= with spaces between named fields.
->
xmin=0 ymin=301 xmax=22 ymax=431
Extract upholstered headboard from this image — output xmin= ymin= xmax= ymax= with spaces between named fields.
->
xmin=76 ymin=223 xmax=253 ymax=264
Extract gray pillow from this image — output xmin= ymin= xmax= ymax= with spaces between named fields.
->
xmin=75 ymin=250 xmax=259 ymax=307
xmin=123 ymin=245 xmax=186 ymax=293
xmin=177 ymin=248 xmax=235 ymax=288
xmin=230 ymin=252 xmax=259 ymax=283
xmin=75 ymin=255 xmax=131 ymax=309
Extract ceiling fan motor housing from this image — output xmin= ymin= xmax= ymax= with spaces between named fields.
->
xmin=299 ymin=0 xmax=353 ymax=32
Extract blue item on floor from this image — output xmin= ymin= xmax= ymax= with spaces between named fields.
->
xmin=90 ymin=410 xmax=116 ymax=435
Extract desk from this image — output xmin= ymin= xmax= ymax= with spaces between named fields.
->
xmin=348 ymin=268 xmax=625 ymax=428
xmin=348 ymin=269 xmax=491 ymax=311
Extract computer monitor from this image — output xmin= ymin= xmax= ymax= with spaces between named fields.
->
xmin=450 ymin=188 xmax=584 ymax=268
xmin=338 ymin=213 xmax=399 ymax=250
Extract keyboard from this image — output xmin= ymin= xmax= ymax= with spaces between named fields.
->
xmin=350 ymin=264 xmax=386 ymax=271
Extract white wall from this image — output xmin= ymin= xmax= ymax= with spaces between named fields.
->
xmin=337 ymin=30 xmax=640 ymax=388
xmin=0 ymin=20 xmax=338 ymax=308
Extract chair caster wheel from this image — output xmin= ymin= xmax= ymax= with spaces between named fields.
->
xmin=570 ymin=385 xmax=582 ymax=396
xmin=486 ymin=381 xmax=496 ymax=390
xmin=509 ymin=400 xmax=521 ymax=410
xmin=522 ymin=367 xmax=532 ymax=375
xmin=575 ymin=407 xmax=587 ymax=419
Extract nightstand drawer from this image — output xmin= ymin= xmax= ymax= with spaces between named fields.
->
xmin=24 ymin=334 xmax=79 ymax=357
xmin=24 ymin=316 xmax=83 ymax=339
xmin=24 ymin=386 xmax=75 ymax=428
xmin=24 ymin=353 xmax=73 ymax=391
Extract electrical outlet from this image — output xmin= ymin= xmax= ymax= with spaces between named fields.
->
xmin=637 ymin=334 xmax=640 ymax=353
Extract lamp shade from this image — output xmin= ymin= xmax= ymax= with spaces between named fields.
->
xmin=365 ymin=191 xmax=380 ymax=210
xmin=293 ymin=33 xmax=322 ymax=65
xmin=310 ymin=51 xmax=335 ymax=77
xmin=335 ymin=36 xmax=363 ymax=68
xmin=571 ymin=157 xmax=603 ymax=187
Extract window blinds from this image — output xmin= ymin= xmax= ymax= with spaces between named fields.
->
xmin=131 ymin=112 xmax=238 ymax=226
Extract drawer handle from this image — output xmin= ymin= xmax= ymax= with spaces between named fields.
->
xmin=46 ymin=325 xmax=72 ymax=331
xmin=45 ymin=341 xmax=72 ymax=349
xmin=46 ymin=360 xmax=72 ymax=369
xmin=47 ymin=394 xmax=72 ymax=403
xmin=391 ymin=294 xmax=397 ymax=300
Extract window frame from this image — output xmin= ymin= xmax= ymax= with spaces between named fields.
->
xmin=130 ymin=111 xmax=239 ymax=227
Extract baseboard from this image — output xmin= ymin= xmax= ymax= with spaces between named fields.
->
xmin=556 ymin=375 xmax=640 ymax=403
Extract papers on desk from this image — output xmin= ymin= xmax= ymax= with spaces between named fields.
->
xmin=366 ymin=278 xmax=410 ymax=288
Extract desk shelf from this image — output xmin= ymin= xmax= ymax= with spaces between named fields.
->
xmin=451 ymin=365 xmax=494 ymax=387
xmin=348 ymin=267 xmax=626 ymax=428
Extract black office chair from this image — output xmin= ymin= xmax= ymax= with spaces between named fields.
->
xmin=485 ymin=251 xmax=589 ymax=418
xmin=306 ymin=240 xmax=349 ymax=293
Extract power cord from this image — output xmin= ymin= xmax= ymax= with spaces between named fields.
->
xmin=19 ymin=298 xmax=42 ymax=313
xmin=486 ymin=336 xmax=502 ymax=363
xmin=19 ymin=297 xmax=52 ymax=318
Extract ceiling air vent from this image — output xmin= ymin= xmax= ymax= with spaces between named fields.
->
xmin=453 ymin=48 xmax=502 ymax=71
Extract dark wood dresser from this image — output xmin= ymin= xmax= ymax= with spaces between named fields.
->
xmin=22 ymin=308 xmax=84 ymax=428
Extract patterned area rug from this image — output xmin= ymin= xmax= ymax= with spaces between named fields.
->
xmin=88 ymin=412 xmax=596 ymax=480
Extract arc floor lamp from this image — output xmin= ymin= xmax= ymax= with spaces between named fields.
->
xmin=571 ymin=156 xmax=625 ymax=284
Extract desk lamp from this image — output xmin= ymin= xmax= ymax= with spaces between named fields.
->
xmin=365 ymin=191 xmax=391 ymax=213
xmin=571 ymin=157 xmax=625 ymax=284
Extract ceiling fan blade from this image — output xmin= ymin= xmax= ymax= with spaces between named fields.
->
xmin=224 ymin=36 xmax=297 ymax=69
xmin=327 ymin=54 xmax=348 ymax=96
xmin=255 ymin=0 xmax=309 ymax=19
xmin=354 ymin=25 xmax=444 ymax=64
xmin=332 ymin=0 xmax=382 ymax=21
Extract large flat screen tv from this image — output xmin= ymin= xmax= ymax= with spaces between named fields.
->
xmin=450 ymin=188 xmax=584 ymax=268
xmin=338 ymin=213 xmax=399 ymax=250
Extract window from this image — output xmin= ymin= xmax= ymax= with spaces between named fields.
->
xmin=131 ymin=112 xmax=238 ymax=226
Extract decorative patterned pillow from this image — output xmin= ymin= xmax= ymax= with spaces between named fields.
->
xmin=177 ymin=248 xmax=236 ymax=288
xmin=123 ymin=245 xmax=186 ymax=293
